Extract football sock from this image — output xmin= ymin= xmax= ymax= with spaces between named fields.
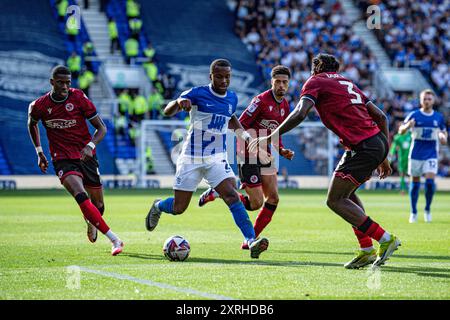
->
xmin=352 ymin=226 xmax=373 ymax=249
xmin=400 ymin=175 xmax=406 ymax=192
xmin=212 ymin=189 xmax=220 ymax=198
xmin=409 ymin=181 xmax=420 ymax=214
xmin=357 ymin=216 xmax=389 ymax=243
xmin=228 ymin=201 xmax=255 ymax=242
xmin=75 ymin=192 xmax=110 ymax=234
xmin=105 ymin=230 xmax=119 ymax=243
xmin=424 ymin=178 xmax=435 ymax=212
xmin=254 ymin=202 xmax=277 ymax=237
xmin=238 ymin=193 xmax=252 ymax=211
xmin=157 ymin=197 xmax=174 ymax=214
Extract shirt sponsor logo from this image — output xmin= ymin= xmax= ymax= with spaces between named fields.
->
xmin=65 ymin=103 xmax=74 ymax=112
xmin=45 ymin=119 xmax=77 ymax=129
xmin=260 ymin=119 xmax=279 ymax=130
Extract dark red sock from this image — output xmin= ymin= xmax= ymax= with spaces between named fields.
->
xmin=352 ymin=226 xmax=373 ymax=248
xmin=79 ymin=199 xmax=110 ymax=234
xmin=254 ymin=202 xmax=276 ymax=238
xmin=357 ymin=217 xmax=386 ymax=242
xmin=239 ymin=193 xmax=252 ymax=211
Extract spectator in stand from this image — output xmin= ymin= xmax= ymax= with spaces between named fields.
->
xmin=78 ymin=67 xmax=95 ymax=97
xmin=129 ymin=17 xmax=143 ymax=39
xmin=108 ymin=18 xmax=120 ymax=54
xmin=124 ymin=37 xmax=139 ymax=64
xmin=57 ymin=0 xmax=68 ymax=22
xmin=82 ymin=41 xmax=95 ymax=72
xmin=126 ymin=0 xmax=140 ymax=21
xmin=65 ymin=13 xmax=79 ymax=44
xmin=67 ymin=51 xmax=81 ymax=80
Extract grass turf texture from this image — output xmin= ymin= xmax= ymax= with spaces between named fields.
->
xmin=0 ymin=189 xmax=449 ymax=300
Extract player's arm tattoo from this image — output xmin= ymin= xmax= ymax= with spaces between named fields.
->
xmin=274 ymin=98 xmax=314 ymax=137
xmin=366 ymin=101 xmax=389 ymax=142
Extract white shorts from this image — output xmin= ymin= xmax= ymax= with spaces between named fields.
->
xmin=173 ymin=157 xmax=236 ymax=192
xmin=408 ymin=158 xmax=438 ymax=177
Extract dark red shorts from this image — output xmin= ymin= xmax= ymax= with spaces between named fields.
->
xmin=53 ymin=155 xmax=102 ymax=188
xmin=334 ymin=132 xmax=389 ymax=186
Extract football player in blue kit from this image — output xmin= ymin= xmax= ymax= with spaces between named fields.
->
xmin=144 ymin=59 xmax=269 ymax=258
xmin=399 ymin=89 xmax=448 ymax=223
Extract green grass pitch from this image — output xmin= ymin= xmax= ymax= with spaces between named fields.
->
xmin=1 ymin=189 xmax=449 ymax=300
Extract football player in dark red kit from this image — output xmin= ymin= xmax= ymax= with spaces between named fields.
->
xmin=27 ymin=65 xmax=124 ymax=256
xmin=199 ymin=65 xmax=294 ymax=249
xmin=250 ymin=54 xmax=401 ymax=269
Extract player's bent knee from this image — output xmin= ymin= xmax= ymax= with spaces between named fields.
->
xmin=250 ymin=197 xmax=264 ymax=210
xmin=172 ymin=205 xmax=187 ymax=215
xmin=222 ymin=192 xmax=240 ymax=206
xmin=266 ymin=194 xmax=279 ymax=205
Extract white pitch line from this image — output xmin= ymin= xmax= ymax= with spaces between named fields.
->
xmin=76 ymin=266 xmax=235 ymax=300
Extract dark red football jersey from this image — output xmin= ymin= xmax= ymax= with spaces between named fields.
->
xmin=237 ymin=89 xmax=290 ymax=159
xmin=300 ymin=72 xmax=380 ymax=148
xmin=29 ymin=88 xmax=98 ymax=161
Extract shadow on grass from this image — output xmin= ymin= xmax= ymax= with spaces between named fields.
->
xmin=122 ymin=252 xmax=449 ymax=279
xmin=380 ymin=265 xmax=450 ymax=279
xmin=121 ymin=252 xmax=342 ymax=268
xmin=276 ymin=250 xmax=450 ymax=261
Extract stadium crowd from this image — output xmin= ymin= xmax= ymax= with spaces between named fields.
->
xmin=356 ymin=0 xmax=449 ymax=101
xmin=228 ymin=0 xmax=378 ymax=106
xmin=228 ymin=0 xmax=449 ymax=176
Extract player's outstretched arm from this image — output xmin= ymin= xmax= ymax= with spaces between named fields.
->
xmin=248 ymin=98 xmax=313 ymax=153
xmin=229 ymin=115 xmax=252 ymax=142
xmin=163 ymin=98 xmax=191 ymax=117
xmin=27 ymin=111 xmax=48 ymax=173
xmin=81 ymin=115 xmax=107 ymax=161
xmin=398 ymin=119 xmax=415 ymax=135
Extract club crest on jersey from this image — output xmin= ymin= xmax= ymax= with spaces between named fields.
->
xmin=281 ymin=109 xmax=285 ymax=117
xmin=269 ymin=105 xmax=273 ymax=112
xmin=433 ymin=120 xmax=438 ymax=126
xmin=65 ymin=103 xmax=74 ymax=112
xmin=250 ymin=175 xmax=258 ymax=184
xmin=58 ymin=170 xmax=64 ymax=178
xmin=47 ymin=107 xmax=52 ymax=114
xmin=229 ymin=104 xmax=233 ymax=115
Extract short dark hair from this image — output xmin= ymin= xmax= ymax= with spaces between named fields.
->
xmin=271 ymin=65 xmax=291 ymax=78
xmin=312 ymin=53 xmax=340 ymax=74
xmin=210 ymin=59 xmax=232 ymax=73
xmin=51 ymin=65 xmax=71 ymax=79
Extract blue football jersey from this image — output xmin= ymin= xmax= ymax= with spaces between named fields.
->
xmin=179 ymin=84 xmax=238 ymax=159
xmin=404 ymin=110 xmax=446 ymax=160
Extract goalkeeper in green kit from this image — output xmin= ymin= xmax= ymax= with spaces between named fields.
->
xmin=389 ymin=130 xmax=412 ymax=194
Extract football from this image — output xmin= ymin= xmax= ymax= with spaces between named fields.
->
xmin=162 ymin=235 xmax=190 ymax=261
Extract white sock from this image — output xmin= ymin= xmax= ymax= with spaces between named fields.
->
xmin=106 ymin=230 xmax=119 ymax=243
xmin=379 ymin=232 xmax=391 ymax=243
xmin=361 ymin=246 xmax=374 ymax=252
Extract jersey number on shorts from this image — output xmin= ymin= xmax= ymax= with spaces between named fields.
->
xmin=339 ymin=81 xmax=363 ymax=104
